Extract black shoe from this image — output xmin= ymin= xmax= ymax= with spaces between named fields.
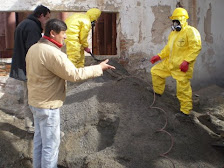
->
xmin=155 ymin=93 xmax=162 ymax=97
xmin=175 ymin=112 xmax=192 ymax=122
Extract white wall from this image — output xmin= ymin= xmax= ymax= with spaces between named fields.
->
xmin=0 ymin=0 xmax=223 ymax=91
xmin=193 ymin=0 xmax=224 ymax=89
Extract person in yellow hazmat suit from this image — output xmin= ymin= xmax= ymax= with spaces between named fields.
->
xmin=150 ymin=7 xmax=201 ymax=119
xmin=65 ymin=8 xmax=101 ymax=68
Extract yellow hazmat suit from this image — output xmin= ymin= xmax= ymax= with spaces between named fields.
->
xmin=65 ymin=8 xmax=101 ymax=68
xmin=151 ymin=8 xmax=201 ymax=114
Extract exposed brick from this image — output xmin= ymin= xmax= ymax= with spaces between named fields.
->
xmin=118 ymin=58 xmax=129 ymax=66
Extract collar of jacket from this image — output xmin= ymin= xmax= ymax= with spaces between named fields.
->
xmin=43 ymin=36 xmax=63 ymax=48
xmin=27 ymin=14 xmax=43 ymax=32
xmin=39 ymin=37 xmax=62 ymax=50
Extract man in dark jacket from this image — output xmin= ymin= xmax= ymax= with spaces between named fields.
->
xmin=10 ymin=5 xmax=50 ymax=133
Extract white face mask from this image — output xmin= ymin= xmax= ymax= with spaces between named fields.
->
xmin=171 ymin=20 xmax=181 ymax=31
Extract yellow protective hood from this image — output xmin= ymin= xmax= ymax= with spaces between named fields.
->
xmin=170 ymin=8 xmax=189 ymax=28
xmin=86 ymin=8 xmax=101 ymax=22
xmin=170 ymin=8 xmax=189 ymax=20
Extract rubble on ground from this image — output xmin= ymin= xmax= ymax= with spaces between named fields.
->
xmin=0 ymin=60 xmax=224 ymax=168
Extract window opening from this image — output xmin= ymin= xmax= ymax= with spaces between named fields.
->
xmin=92 ymin=12 xmax=117 ymax=55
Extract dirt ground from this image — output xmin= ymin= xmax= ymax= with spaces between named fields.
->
xmin=0 ymin=59 xmax=224 ymax=168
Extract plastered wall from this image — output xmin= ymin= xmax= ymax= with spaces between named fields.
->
xmin=195 ymin=0 xmax=224 ymax=89
xmin=0 ymin=0 xmax=223 ymax=91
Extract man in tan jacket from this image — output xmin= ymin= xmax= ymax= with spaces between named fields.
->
xmin=26 ymin=18 xmax=115 ymax=168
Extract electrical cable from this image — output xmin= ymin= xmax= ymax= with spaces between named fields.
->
xmin=111 ymin=74 xmax=176 ymax=167
xmin=150 ymin=91 xmax=176 ymax=168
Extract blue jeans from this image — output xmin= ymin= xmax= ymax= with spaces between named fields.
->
xmin=29 ymin=106 xmax=60 ymax=168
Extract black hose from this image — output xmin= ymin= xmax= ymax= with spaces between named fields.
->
xmin=89 ymin=52 xmax=103 ymax=62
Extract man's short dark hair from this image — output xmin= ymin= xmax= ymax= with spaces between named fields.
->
xmin=44 ymin=19 xmax=67 ymax=37
xmin=33 ymin=5 xmax=50 ymax=18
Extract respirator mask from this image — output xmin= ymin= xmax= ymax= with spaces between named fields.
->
xmin=91 ymin=21 xmax=96 ymax=28
xmin=171 ymin=20 xmax=181 ymax=31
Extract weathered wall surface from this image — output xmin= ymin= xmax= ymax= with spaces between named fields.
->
xmin=194 ymin=0 xmax=224 ymax=89
xmin=0 ymin=0 xmax=224 ymax=91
